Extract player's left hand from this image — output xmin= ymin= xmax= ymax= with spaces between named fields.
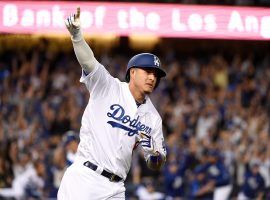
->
xmin=146 ymin=151 xmax=164 ymax=170
xmin=138 ymin=132 xmax=156 ymax=155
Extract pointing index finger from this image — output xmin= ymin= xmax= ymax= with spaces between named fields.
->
xmin=76 ymin=7 xmax=80 ymax=19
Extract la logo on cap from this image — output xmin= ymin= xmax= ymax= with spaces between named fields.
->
xmin=154 ymin=56 xmax=160 ymax=67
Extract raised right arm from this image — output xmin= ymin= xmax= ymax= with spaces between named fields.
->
xmin=65 ymin=7 xmax=98 ymax=73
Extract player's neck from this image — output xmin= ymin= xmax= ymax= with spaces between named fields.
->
xmin=128 ymin=83 xmax=145 ymax=104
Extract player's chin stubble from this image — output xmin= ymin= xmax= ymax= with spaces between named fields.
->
xmin=144 ymin=87 xmax=153 ymax=94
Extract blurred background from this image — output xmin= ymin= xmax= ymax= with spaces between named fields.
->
xmin=0 ymin=0 xmax=270 ymax=200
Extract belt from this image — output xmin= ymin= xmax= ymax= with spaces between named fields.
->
xmin=83 ymin=161 xmax=123 ymax=182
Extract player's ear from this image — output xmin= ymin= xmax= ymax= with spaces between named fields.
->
xmin=130 ymin=68 xmax=136 ymax=80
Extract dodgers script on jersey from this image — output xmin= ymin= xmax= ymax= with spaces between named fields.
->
xmin=75 ymin=62 xmax=166 ymax=180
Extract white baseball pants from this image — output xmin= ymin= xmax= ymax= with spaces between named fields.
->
xmin=57 ymin=161 xmax=125 ymax=200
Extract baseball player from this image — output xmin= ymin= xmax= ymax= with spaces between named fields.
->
xmin=58 ymin=7 xmax=167 ymax=199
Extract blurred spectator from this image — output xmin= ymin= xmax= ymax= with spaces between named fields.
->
xmin=135 ymin=177 xmax=165 ymax=200
xmin=0 ymin=159 xmax=46 ymax=199
xmin=62 ymin=130 xmax=80 ymax=166
xmin=163 ymin=154 xmax=187 ymax=199
xmin=205 ymin=149 xmax=232 ymax=200
xmin=47 ymin=131 xmax=79 ymax=198
xmin=237 ymin=160 xmax=265 ymax=200
xmin=0 ymin=151 xmax=13 ymax=188
xmin=189 ymin=163 xmax=215 ymax=200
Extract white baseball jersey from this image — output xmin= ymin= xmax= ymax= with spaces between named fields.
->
xmin=75 ymin=62 xmax=166 ymax=180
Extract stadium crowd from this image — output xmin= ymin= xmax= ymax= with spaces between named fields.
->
xmin=0 ymin=38 xmax=269 ymax=199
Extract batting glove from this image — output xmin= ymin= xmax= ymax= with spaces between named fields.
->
xmin=138 ymin=132 xmax=165 ymax=170
xmin=138 ymin=132 xmax=156 ymax=155
xmin=65 ymin=7 xmax=81 ymax=38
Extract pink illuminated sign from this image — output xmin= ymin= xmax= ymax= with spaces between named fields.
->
xmin=0 ymin=1 xmax=270 ymax=40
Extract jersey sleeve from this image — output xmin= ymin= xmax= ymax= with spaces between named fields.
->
xmin=79 ymin=62 xmax=116 ymax=99
xmin=153 ymin=117 xmax=167 ymax=158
